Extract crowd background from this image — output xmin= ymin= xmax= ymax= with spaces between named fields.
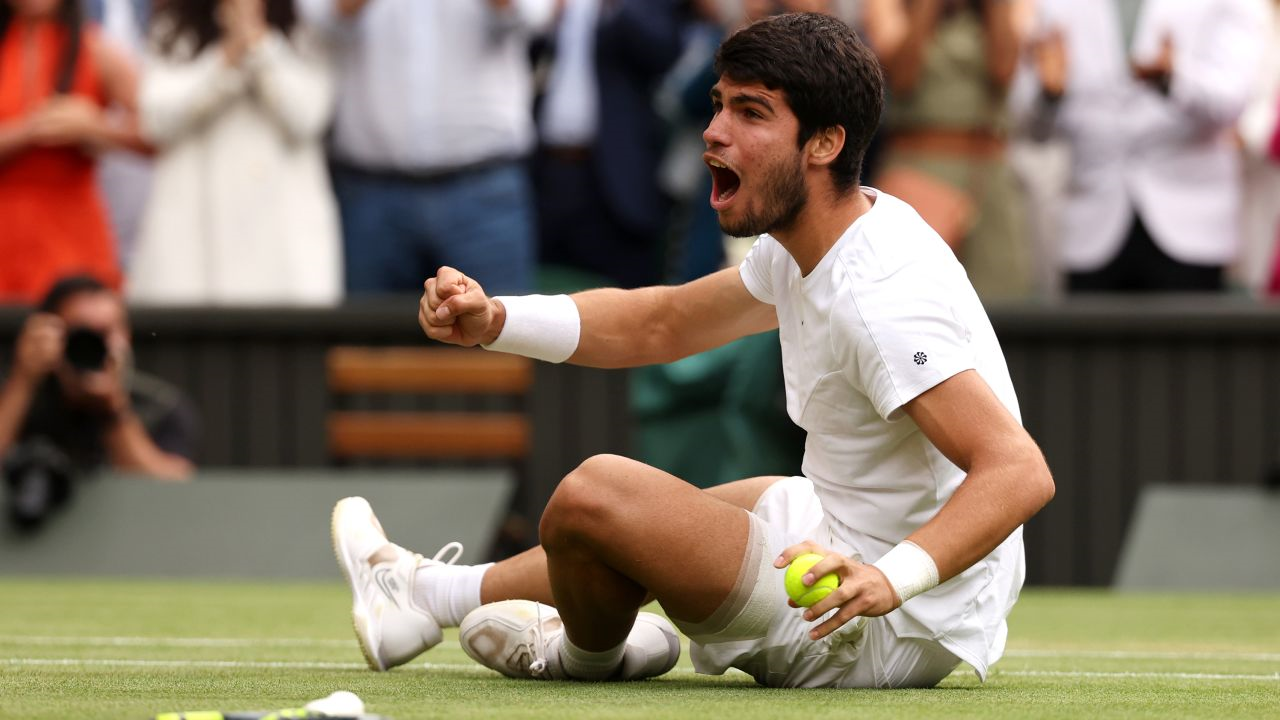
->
xmin=1 ymin=0 xmax=1276 ymax=308
xmin=0 ymin=0 xmax=1278 ymax=492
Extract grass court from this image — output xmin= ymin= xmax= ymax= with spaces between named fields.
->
xmin=2 ymin=580 xmax=1277 ymax=719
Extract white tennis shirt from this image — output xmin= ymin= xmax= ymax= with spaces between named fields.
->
xmin=738 ymin=189 xmax=1026 ymax=679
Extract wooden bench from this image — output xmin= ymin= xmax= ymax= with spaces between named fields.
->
xmin=326 ymin=347 xmax=533 ymax=461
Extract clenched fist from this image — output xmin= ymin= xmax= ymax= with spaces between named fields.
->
xmin=418 ymin=267 xmax=506 ymax=347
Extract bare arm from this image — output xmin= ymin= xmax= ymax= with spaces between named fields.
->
xmin=901 ymin=369 xmax=1054 ymax=580
xmin=0 ymin=315 xmax=66 ymax=457
xmin=982 ymin=0 xmax=1020 ymax=91
xmin=777 ymin=369 xmax=1054 ymax=639
xmin=0 ymin=118 xmax=32 ymax=164
xmin=861 ymin=0 xmax=910 ymax=59
xmin=878 ymin=0 xmax=943 ymax=96
xmin=102 ymin=412 xmax=193 ymax=481
xmin=25 ymin=37 xmax=149 ymax=155
xmin=93 ymin=36 xmax=151 ymax=154
xmin=419 ymin=266 xmax=778 ymax=368
xmin=569 ymin=270 xmax=779 ymax=367
xmin=336 ymin=0 xmax=373 ymax=17
xmin=76 ymin=355 xmax=192 ymax=481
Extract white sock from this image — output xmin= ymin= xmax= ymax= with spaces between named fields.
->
xmin=412 ymin=562 xmax=492 ymax=627
xmin=557 ymin=635 xmax=626 ymax=681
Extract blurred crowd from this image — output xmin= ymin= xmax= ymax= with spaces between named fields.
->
xmin=0 ymin=0 xmax=1278 ymax=307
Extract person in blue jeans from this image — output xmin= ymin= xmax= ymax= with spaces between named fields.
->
xmin=298 ymin=0 xmax=553 ymax=295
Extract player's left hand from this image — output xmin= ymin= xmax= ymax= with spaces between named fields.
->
xmin=775 ymin=541 xmax=900 ymax=641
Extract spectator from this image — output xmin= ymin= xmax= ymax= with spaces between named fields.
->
xmin=127 ymin=0 xmax=342 ymax=306
xmin=866 ymin=0 xmax=1031 ymax=302
xmin=0 ymin=276 xmax=196 ymax=533
xmin=86 ymin=0 xmax=155 ymax=268
xmin=1014 ymin=0 xmax=1269 ymax=293
xmin=0 ymin=0 xmax=146 ymax=305
xmin=298 ymin=0 xmax=553 ymax=296
xmin=533 ymin=0 xmax=683 ymax=289
xmin=656 ymin=1 xmax=727 ymax=284
xmin=1232 ymin=0 xmax=1280 ymax=296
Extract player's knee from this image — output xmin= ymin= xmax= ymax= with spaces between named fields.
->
xmin=540 ymin=455 xmax=625 ymax=547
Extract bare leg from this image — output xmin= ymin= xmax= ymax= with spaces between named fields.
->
xmin=479 ymin=473 xmax=782 ymax=609
xmin=704 ymin=474 xmax=781 ymax=511
xmin=539 ymin=455 xmax=779 ymax=651
xmin=479 ymin=546 xmax=556 ymax=605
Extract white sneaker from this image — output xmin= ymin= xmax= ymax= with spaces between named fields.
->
xmin=618 ymin=613 xmax=682 ymax=680
xmin=330 ymin=496 xmax=464 ymax=671
xmin=458 ymin=599 xmax=681 ymax=681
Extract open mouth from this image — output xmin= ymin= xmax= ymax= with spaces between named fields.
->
xmin=707 ymin=158 xmax=740 ymax=210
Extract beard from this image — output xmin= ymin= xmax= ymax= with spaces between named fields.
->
xmin=718 ymin=153 xmax=809 ymax=238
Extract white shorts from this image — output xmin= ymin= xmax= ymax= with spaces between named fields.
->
xmin=672 ymin=476 xmax=960 ymax=688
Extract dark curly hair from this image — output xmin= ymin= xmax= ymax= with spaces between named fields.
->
xmin=715 ymin=12 xmax=885 ymax=194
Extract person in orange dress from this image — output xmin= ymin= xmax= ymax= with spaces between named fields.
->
xmin=0 ymin=0 xmax=146 ymax=305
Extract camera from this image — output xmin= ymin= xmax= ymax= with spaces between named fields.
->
xmin=64 ymin=327 xmax=108 ymax=372
xmin=4 ymin=437 xmax=75 ymax=533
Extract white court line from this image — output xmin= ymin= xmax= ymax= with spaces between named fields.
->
xmin=3 ymin=658 xmax=376 ymax=670
xmin=999 ymin=670 xmax=1280 ymax=682
xmin=4 ymin=636 xmax=1278 ymax=663
xmin=1005 ymin=649 xmax=1280 ymax=662
xmin=0 ymin=635 xmax=350 ymax=648
xmin=4 ymin=658 xmax=1279 ymax=682
xmin=5 ymin=636 xmax=1280 ymax=663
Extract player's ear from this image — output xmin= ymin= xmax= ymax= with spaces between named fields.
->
xmin=807 ymin=126 xmax=845 ymax=168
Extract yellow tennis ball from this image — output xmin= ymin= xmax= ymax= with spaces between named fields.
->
xmin=784 ymin=552 xmax=839 ymax=608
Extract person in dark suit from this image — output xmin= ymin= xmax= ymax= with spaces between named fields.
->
xmin=535 ymin=0 xmax=686 ymax=289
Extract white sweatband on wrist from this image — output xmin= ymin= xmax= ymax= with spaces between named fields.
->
xmin=482 ymin=294 xmax=581 ymax=363
xmin=872 ymin=541 xmax=939 ymax=604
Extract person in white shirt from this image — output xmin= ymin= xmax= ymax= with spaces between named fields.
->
xmin=329 ymin=12 xmax=1054 ymax=688
xmin=297 ymin=0 xmax=554 ymax=296
xmin=1013 ymin=0 xmax=1269 ymax=292
xmin=130 ymin=0 xmax=342 ymax=305
xmin=1232 ymin=0 xmax=1280 ymax=296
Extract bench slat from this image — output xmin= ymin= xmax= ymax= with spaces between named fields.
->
xmin=328 ymin=412 xmax=530 ymax=459
xmin=327 ymin=347 xmax=533 ymax=394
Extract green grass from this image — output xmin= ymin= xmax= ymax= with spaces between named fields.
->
xmin=1 ymin=581 xmax=1277 ymax=719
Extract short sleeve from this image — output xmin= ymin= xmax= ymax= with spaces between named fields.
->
xmin=738 ymin=236 xmax=777 ymax=305
xmin=836 ymin=263 xmax=977 ymax=421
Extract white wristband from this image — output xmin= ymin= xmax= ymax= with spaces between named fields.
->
xmin=482 ymin=294 xmax=581 ymax=363
xmin=872 ymin=541 xmax=939 ymax=604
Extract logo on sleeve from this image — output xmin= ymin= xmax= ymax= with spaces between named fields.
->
xmin=913 ymin=352 xmax=928 ymax=365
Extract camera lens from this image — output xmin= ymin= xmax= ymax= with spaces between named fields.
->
xmin=64 ymin=327 xmax=108 ymax=371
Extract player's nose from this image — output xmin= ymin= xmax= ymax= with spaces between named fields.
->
xmin=703 ymin=113 xmax=730 ymax=149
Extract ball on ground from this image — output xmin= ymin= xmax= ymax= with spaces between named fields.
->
xmin=784 ymin=552 xmax=839 ymax=608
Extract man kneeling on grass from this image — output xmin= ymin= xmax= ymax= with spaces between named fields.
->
xmin=330 ymin=12 xmax=1054 ymax=689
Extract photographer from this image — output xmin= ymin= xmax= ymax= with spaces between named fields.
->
xmin=0 ymin=276 xmax=196 ymax=531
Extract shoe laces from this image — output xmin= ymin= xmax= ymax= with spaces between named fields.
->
xmin=528 ymin=602 xmax=551 ymax=678
xmin=430 ymin=541 xmax=464 ymax=565
xmin=407 ymin=540 xmax=464 ymax=567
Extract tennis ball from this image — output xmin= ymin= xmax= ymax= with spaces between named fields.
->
xmin=784 ymin=552 xmax=839 ymax=608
